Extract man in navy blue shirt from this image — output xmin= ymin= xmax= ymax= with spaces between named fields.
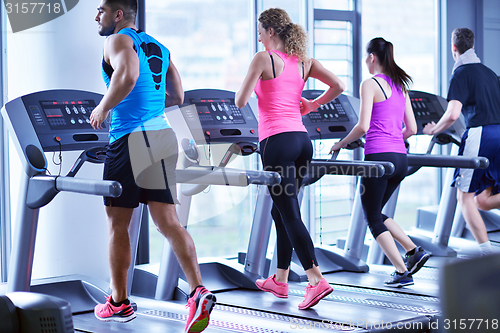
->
xmin=424 ymin=28 xmax=500 ymax=256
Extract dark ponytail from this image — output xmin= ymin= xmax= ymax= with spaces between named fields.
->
xmin=367 ymin=37 xmax=412 ymax=92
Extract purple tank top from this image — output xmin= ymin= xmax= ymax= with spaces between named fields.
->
xmin=364 ymin=74 xmax=407 ymax=155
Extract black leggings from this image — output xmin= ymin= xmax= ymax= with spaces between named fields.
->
xmin=260 ymin=132 xmax=318 ymax=271
xmin=360 ymin=152 xmax=408 ymax=238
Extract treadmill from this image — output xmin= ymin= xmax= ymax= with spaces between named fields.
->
xmin=318 ymin=91 xmax=488 ymax=324
xmin=138 ymin=89 xmax=434 ymax=333
xmin=1 ymin=89 xmax=314 ymax=333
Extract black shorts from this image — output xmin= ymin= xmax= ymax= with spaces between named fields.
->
xmin=103 ymin=128 xmax=179 ymax=208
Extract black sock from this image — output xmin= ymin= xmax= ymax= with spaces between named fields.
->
xmin=406 ymin=247 xmax=417 ymax=256
xmin=110 ymin=297 xmax=130 ymax=307
xmin=189 ymin=285 xmax=205 ymax=298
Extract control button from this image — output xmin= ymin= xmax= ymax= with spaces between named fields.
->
xmin=78 ymin=118 xmax=83 ymax=124
xmin=216 ymin=116 xmax=221 ymax=120
xmin=80 ymin=106 xmax=86 ymax=114
xmin=73 ymin=106 xmax=79 ymax=114
xmin=65 ymin=106 xmax=71 ymax=114
xmin=250 ymin=129 xmax=255 ymax=134
xmin=211 ymin=104 xmax=216 ymax=112
xmin=217 ymin=104 xmax=222 ymax=111
xmin=70 ymin=118 xmax=76 ymax=124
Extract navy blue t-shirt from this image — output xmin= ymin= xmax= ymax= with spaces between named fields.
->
xmin=447 ymin=63 xmax=500 ymax=128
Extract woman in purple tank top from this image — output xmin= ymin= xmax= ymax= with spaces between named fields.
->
xmin=235 ymin=8 xmax=345 ymax=309
xmin=331 ymin=38 xmax=430 ymax=288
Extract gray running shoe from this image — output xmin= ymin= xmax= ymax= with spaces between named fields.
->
xmin=405 ymin=246 xmax=430 ymax=275
xmin=384 ymin=271 xmax=414 ymax=288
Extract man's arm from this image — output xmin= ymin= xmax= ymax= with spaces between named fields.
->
xmin=422 ymin=100 xmax=462 ymax=135
xmin=90 ymin=34 xmax=139 ymax=130
xmin=165 ymin=58 xmax=184 ymax=107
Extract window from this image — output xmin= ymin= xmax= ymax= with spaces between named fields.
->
xmin=314 ymin=0 xmax=353 ymax=11
xmin=312 ymin=19 xmax=353 ymax=95
xmin=145 ymin=0 xmax=251 ymax=92
xmin=143 ymin=0 xmax=439 ymax=261
xmin=306 ymin=4 xmax=359 ymax=246
xmin=145 ymin=0 xmax=254 ymax=262
xmin=263 ymin=0 xmax=302 ymax=22
xmin=361 ymin=0 xmax=437 ymax=93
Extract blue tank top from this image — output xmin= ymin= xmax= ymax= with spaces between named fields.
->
xmin=101 ymin=28 xmax=171 ymax=142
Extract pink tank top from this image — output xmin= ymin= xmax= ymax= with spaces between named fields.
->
xmin=364 ymin=74 xmax=407 ymax=155
xmin=254 ymin=50 xmax=307 ymax=141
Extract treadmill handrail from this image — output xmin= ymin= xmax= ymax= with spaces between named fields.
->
xmin=300 ymin=159 xmax=393 ymax=187
xmin=26 ymin=175 xmax=122 ymax=209
xmin=407 ymin=154 xmax=489 ymax=169
xmin=245 ymin=169 xmax=281 ymax=186
xmin=310 ymin=159 xmax=388 ymax=177
xmin=176 ymin=166 xmax=281 ymax=187
xmin=55 ymin=177 xmax=122 ymax=197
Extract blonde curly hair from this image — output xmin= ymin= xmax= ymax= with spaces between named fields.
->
xmin=258 ymin=8 xmax=309 ymax=61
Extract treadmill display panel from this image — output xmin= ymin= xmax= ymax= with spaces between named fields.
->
xmin=189 ymin=98 xmax=249 ymax=125
xmin=36 ymin=99 xmax=99 ymax=129
xmin=14 ymin=90 xmax=108 ymax=152
xmin=306 ymin=99 xmax=350 ymax=123
xmin=408 ymin=90 xmax=465 ymax=136
xmin=410 ymin=96 xmax=441 ymax=122
xmin=301 ymin=90 xmax=359 ymax=140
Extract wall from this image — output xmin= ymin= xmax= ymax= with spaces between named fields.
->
xmin=483 ymin=0 xmax=500 ymax=75
xmin=443 ymin=0 xmax=500 ymax=94
xmin=6 ymin=1 xmax=111 ymax=283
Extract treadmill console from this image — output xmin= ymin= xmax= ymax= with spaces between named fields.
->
xmin=3 ymin=89 xmax=109 ymax=152
xmin=300 ymin=90 xmax=466 ymax=141
xmin=409 ymin=91 xmax=465 ymax=137
xmin=301 ymin=90 xmax=359 ymax=140
xmin=180 ymin=89 xmax=259 ymax=143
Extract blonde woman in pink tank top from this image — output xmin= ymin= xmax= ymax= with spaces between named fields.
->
xmin=235 ymin=8 xmax=344 ymax=310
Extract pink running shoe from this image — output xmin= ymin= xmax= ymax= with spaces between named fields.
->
xmin=94 ymin=295 xmax=136 ymax=322
xmin=185 ymin=286 xmax=216 ymax=333
xmin=255 ymin=274 xmax=288 ymax=298
xmin=298 ymin=278 xmax=333 ymax=310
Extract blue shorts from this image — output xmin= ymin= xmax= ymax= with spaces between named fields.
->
xmin=103 ymin=128 xmax=179 ymax=208
xmin=453 ymin=124 xmax=500 ymax=195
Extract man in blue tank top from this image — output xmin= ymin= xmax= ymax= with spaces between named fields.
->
xmin=90 ymin=1 xmax=215 ymax=331
xmin=423 ymin=28 xmax=500 ymax=256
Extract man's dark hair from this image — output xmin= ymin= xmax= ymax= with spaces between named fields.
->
xmin=452 ymin=28 xmax=475 ymax=54
xmin=105 ymin=0 xmax=137 ymax=21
